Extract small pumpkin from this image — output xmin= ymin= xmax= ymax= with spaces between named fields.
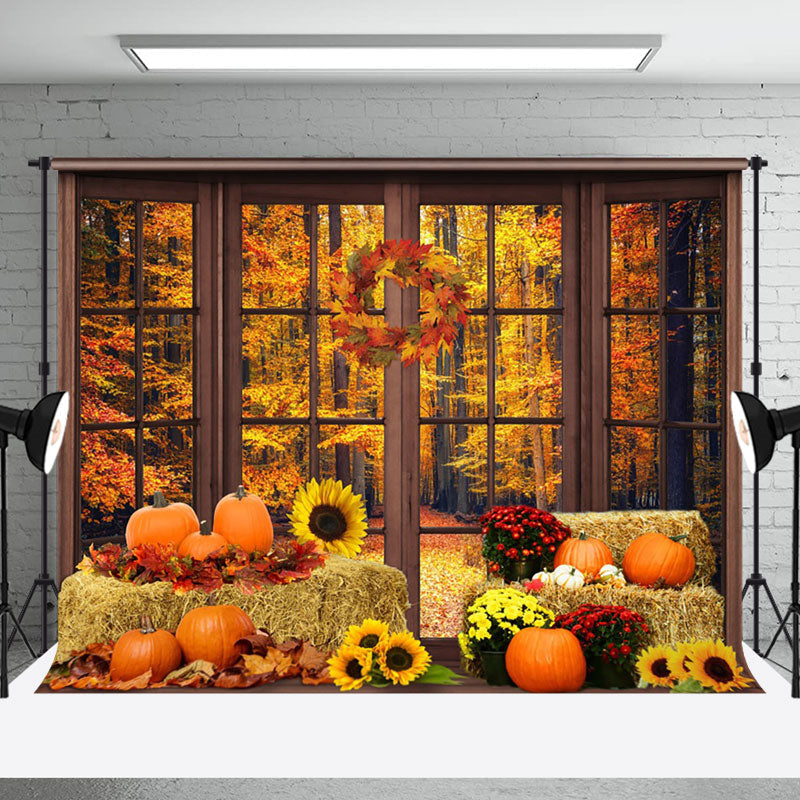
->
xmin=109 ymin=615 xmax=182 ymax=683
xmin=622 ymin=532 xmax=695 ymax=588
xmin=551 ymin=564 xmax=585 ymax=590
xmin=532 ymin=570 xmax=553 ymax=586
xmin=554 ymin=530 xmax=614 ymax=580
xmin=175 ymin=605 xmax=256 ymax=669
xmin=125 ymin=490 xmax=199 ymax=550
xmin=178 ymin=520 xmax=229 ymax=561
xmin=596 ymin=563 xmax=624 ymax=584
xmin=505 ymin=627 xmax=586 ymax=693
xmin=213 ymin=485 xmax=274 ymax=554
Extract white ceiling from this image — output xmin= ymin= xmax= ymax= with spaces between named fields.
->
xmin=1 ymin=0 xmax=799 ymax=84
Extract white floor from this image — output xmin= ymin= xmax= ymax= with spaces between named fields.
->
xmin=0 ymin=643 xmax=796 ymax=779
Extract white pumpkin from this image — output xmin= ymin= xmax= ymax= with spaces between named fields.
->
xmin=551 ymin=564 xmax=585 ymax=590
xmin=532 ymin=570 xmax=553 ymax=585
xmin=597 ymin=564 xmax=624 ymax=584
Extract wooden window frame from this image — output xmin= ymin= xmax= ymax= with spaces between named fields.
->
xmin=56 ymin=158 xmax=744 ymax=659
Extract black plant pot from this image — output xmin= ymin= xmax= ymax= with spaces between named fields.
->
xmin=479 ymin=650 xmax=513 ymax=686
xmin=587 ymin=656 xmax=636 ymax=689
xmin=502 ymin=557 xmax=542 ymax=583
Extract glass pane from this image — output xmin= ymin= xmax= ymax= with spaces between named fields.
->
xmin=318 ymin=204 xmax=385 ymax=307
xmin=242 ymin=204 xmax=310 ymax=308
xmin=610 ymin=314 xmax=659 ymax=420
xmin=420 ymin=534 xmax=486 ymax=638
xmin=143 ymin=426 xmax=193 ymax=506
xmin=80 ymin=314 xmax=135 ymax=424
xmin=420 ymin=424 xmax=486 ymax=526
xmin=420 ymin=204 xmax=487 ymax=307
xmin=318 ymin=317 xmax=383 ymax=417
xmin=496 ymin=314 xmax=562 ymax=418
xmin=667 ymin=199 xmax=722 ymax=308
xmin=319 ymin=425 xmax=384 ymax=524
xmin=609 ymin=427 xmax=659 ymax=510
xmin=80 ymin=428 xmax=135 ymax=540
xmin=143 ymin=314 xmax=193 ymax=420
xmin=609 ymin=202 xmax=659 ymax=308
xmin=242 ymin=425 xmax=308 ymax=521
xmin=495 ymin=204 xmax=562 ymax=307
xmin=80 ymin=199 xmax=136 ymax=307
xmin=420 ymin=317 xmax=486 ymax=418
xmin=242 ymin=314 xmax=309 ymax=417
xmin=142 ymin=201 xmax=193 ymax=307
xmin=495 ymin=424 xmax=562 ymax=510
xmin=667 ymin=314 xmax=721 ymax=423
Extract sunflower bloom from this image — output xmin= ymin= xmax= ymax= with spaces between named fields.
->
xmin=377 ymin=631 xmax=431 ymax=686
xmin=327 ymin=645 xmax=373 ymax=691
xmin=342 ymin=618 xmax=389 ymax=650
xmin=667 ymin=641 xmax=697 ymax=681
xmin=289 ymin=478 xmax=367 ymax=558
xmin=637 ymin=645 xmax=677 ymax=687
xmin=687 ymin=639 xmax=753 ymax=692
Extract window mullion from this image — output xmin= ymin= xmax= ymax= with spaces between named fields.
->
xmin=658 ymin=200 xmax=668 ymax=508
xmin=134 ymin=200 xmax=144 ymax=507
xmin=308 ymin=204 xmax=320 ymax=479
xmin=487 ymin=203 xmax=496 ymax=509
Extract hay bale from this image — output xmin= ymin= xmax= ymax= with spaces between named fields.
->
xmin=56 ymin=556 xmax=409 ymax=662
xmin=553 ymin=510 xmax=716 ymax=585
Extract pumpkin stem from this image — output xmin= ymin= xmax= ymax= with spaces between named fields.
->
xmin=151 ymin=491 xmax=169 ymax=509
xmin=235 ymin=485 xmax=247 ymax=501
xmin=139 ymin=615 xmax=156 ymax=634
xmin=670 ymin=534 xmax=689 ymax=543
xmin=199 ymin=520 xmax=210 ymax=536
xmin=578 ymin=530 xmax=588 ymax=541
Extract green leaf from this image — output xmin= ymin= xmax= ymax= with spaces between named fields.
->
xmin=414 ymin=664 xmax=465 ymax=685
xmin=368 ymin=675 xmax=392 ymax=688
xmin=636 ymin=676 xmax=650 ymax=689
xmin=670 ymin=677 xmax=706 ymax=693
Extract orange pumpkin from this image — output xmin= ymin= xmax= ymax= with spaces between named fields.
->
xmin=622 ymin=532 xmax=695 ymax=587
xmin=109 ymin=615 xmax=182 ymax=683
xmin=505 ymin=627 xmax=586 ymax=693
xmin=213 ymin=485 xmax=273 ymax=554
xmin=175 ymin=605 xmax=256 ymax=669
xmin=178 ymin=520 xmax=229 ymax=561
xmin=553 ymin=530 xmax=614 ymax=579
xmin=125 ymin=490 xmax=199 ymax=550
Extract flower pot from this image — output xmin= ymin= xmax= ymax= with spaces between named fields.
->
xmin=479 ymin=650 xmax=513 ymax=686
xmin=587 ymin=656 xmax=636 ymax=690
xmin=502 ymin=558 xmax=541 ymax=583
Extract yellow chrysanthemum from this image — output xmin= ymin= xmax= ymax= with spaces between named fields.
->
xmin=327 ymin=645 xmax=373 ymax=691
xmin=342 ymin=618 xmax=389 ymax=650
xmin=376 ymin=631 xmax=431 ymax=686
xmin=637 ymin=645 xmax=677 ymax=687
xmin=289 ymin=478 xmax=367 ymax=557
xmin=686 ymin=639 xmax=753 ymax=692
xmin=667 ymin=641 xmax=697 ymax=681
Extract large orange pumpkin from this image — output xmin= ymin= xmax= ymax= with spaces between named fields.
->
xmin=109 ymin=616 xmax=182 ymax=683
xmin=622 ymin=532 xmax=695 ymax=587
xmin=505 ymin=627 xmax=586 ymax=693
xmin=175 ymin=605 xmax=256 ymax=669
xmin=125 ymin=490 xmax=199 ymax=550
xmin=213 ymin=485 xmax=273 ymax=554
xmin=177 ymin=520 xmax=229 ymax=561
xmin=553 ymin=530 xmax=614 ymax=579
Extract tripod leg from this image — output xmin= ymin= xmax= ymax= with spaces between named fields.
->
xmin=762 ymin=583 xmax=794 ymax=648
xmin=765 ymin=604 xmax=792 ymax=660
xmin=7 ymin=609 xmax=36 ymax=659
xmin=7 ymin=582 xmax=36 ymax=648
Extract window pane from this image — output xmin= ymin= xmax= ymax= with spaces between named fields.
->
xmin=495 ymin=204 xmax=562 ymax=307
xmin=495 ymin=424 xmax=562 ymax=510
xmin=143 ymin=426 xmax=193 ymax=506
xmin=242 ymin=204 xmax=310 ymax=308
xmin=242 ymin=314 xmax=309 ymax=417
xmin=242 ymin=425 xmax=308 ymax=521
xmin=143 ymin=314 xmax=193 ymax=420
xmin=318 ymin=204 xmax=385 ymax=307
xmin=609 ymin=427 xmax=659 ymax=510
xmin=80 ymin=199 xmax=136 ymax=307
xmin=319 ymin=425 xmax=384 ymax=525
xmin=318 ymin=317 xmax=383 ymax=417
xmin=80 ymin=429 xmax=135 ymax=540
xmin=80 ymin=314 xmax=135 ymax=424
xmin=420 ymin=534 xmax=485 ymax=638
xmin=495 ymin=314 xmax=561 ymax=418
xmin=420 ymin=424 xmax=486 ymax=526
xmin=609 ymin=202 xmax=659 ymax=308
xmin=610 ymin=314 xmax=659 ymax=420
xmin=420 ymin=317 xmax=486 ymax=418
xmin=667 ymin=314 xmax=721 ymax=423
xmin=142 ymin=202 xmax=193 ymax=307
xmin=667 ymin=199 xmax=722 ymax=308
xmin=420 ymin=204 xmax=487 ymax=307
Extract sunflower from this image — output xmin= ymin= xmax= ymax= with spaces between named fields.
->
xmin=289 ymin=478 xmax=367 ymax=558
xmin=636 ymin=645 xmax=677 ymax=687
xmin=687 ymin=639 xmax=753 ymax=692
xmin=327 ymin=644 xmax=373 ymax=691
xmin=667 ymin=640 xmax=697 ymax=681
xmin=342 ymin=618 xmax=389 ymax=650
xmin=377 ymin=631 xmax=431 ymax=686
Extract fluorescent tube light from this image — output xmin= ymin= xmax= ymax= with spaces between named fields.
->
xmin=120 ymin=35 xmax=661 ymax=74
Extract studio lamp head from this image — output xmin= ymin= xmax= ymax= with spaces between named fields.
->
xmin=731 ymin=390 xmax=800 ymax=474
xmin=0 ymin=391 xmax=69 ymax=474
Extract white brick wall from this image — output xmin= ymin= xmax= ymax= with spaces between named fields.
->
xmin=0 ymin=80 xmax=797 ymax=643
